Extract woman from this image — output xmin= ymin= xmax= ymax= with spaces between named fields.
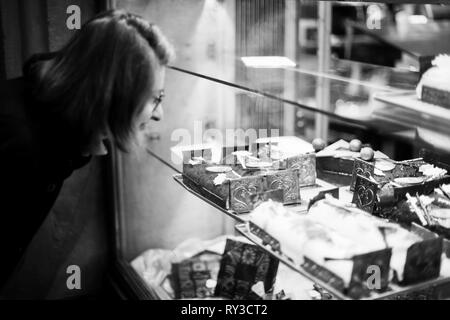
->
xmin=0 ymin=10 xmax=174 ymax=288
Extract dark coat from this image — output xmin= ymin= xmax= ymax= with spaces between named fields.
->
xmin=0 ymin=57 xmax=91 ymax=288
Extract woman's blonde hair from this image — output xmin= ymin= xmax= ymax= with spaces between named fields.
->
xmin=35 ymin=10 xmax=175 ymax=151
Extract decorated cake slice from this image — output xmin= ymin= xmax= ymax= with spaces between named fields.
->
xmin=180 ymin=137 xmax=321 ymax=213
xmin=315 ymin=139 xmax=389 ymax=185
xmin=248 ymin=196 xmax=444 ymax=297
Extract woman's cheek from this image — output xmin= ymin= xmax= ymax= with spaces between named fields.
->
xmin=135 ymin=128 xmax=148 ymax=147
xmin=139 ymin=122 xmax=147 ymax=131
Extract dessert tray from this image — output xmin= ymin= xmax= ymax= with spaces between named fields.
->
xmin=180 ymin=143 xmax=313 ymax=213
xmin=178 ymin=139 xmax=338 ymax=214
xmin=350 ymin=157 xmax=450 ymax=217
xmin=235 ymin=222 xmax=450 ymax=300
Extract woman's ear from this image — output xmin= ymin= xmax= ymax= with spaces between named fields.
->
xmin=81 ymin=127 xmax=111 ymax=157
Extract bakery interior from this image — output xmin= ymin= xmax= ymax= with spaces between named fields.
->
xmin=2 ymin=0 xmax=450 ymax=300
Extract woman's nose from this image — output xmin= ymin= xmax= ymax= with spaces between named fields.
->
xmin=151 ymin=104 xmax=163 ymax=122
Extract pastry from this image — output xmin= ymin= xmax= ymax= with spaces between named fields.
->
xmin=249 ymin=197 xmax=428 ymax=288
xmin=315 ymin=139 xmax=389 ymax=185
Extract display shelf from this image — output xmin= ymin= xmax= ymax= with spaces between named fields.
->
xmin=235 ymin=223 xmax=450 ymax=300
xmin=173 ymin=173 xmax=348 ymax=222
xmin=172 ymin=54 xmax=418 ymax=92
xmin=373 ymin=91 xmax=450 ymax=135
xmin=173 ymin=174 xmax=250 ymax=223
xmin=170 ymin=55 xmax=419 ymax=136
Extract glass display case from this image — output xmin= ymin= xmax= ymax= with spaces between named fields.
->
xmin=108 ymin=0 xmax=450 ymax=299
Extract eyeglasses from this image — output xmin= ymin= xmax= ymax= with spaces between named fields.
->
xmin=141 ymin=90 xmax=165 ymax=126
xmin=152 ymin=90 xmax=165 ymax=113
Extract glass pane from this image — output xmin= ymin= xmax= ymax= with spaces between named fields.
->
xmin=113 ymin=0 xmax=450 ymax=300
xmin=115 ymin=0 xmax=450 ymax=138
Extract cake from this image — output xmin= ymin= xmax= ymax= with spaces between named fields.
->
xmin=315 ymin=139 xmax=389 ymax=186
xmin=307 ymin=197 xmax=425 ymax=284
xmin=352 ymin=158 xmax=450 ymax=217
xmin=181 ymin=138 xmax=319 ymax=213
xmin=416 ymin=54 xmax=450 ymax=109
xmin=249 ymin=197 xmax=442 ymax=294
